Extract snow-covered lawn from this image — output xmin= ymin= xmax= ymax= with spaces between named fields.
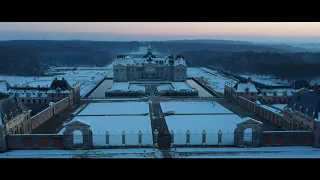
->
xmin=58 ymin=115 xmax=153 ymax=147
xmin=1 ymin=67 xmax=112 ymax=98
xmin=171 ymin=82 xmax=195 ymax=91
xmin=241 ymin=74 xmax=289 ymax=86
xmin=78 ymin=102 xmax=149 ymax=116
xmin=187 ymin=68 xmax=237 ymax=94
xmin=160 ymin=101 xmax=233 ymax=115
xmin=107 ymin=82 xmax=146 ymax=93
xmin=165 ymin=114 xmax=245 ymax=145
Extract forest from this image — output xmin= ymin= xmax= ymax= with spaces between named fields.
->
xmin=0 ymin=40 xmax=319 ymax=77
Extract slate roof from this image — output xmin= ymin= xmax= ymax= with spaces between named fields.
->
xmin=0 ymin=94 xmax=28 ymax=125
xmin=50 ymin=78 xmax=71 ymax=91
xmin=287 ymin=89 xmax=320 ymax=119
xmin=290 ymin=80 xmax=311 ymax=90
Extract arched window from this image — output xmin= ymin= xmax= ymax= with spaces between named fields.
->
xmin=33 ymin=99 xmax=36 ymax=104
xmin=38 ymin=99 xmax=42 ymax=104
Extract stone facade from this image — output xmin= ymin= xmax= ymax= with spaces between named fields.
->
xmin=224 ymin=78 xmax=258 ymax=102
xmin=113 ymin=45 xmax=187 ymax=82
xmin=63 ymin=120 xmax=93 ymax=149
xmin=234 ymin=118 xmax=264 ymax=146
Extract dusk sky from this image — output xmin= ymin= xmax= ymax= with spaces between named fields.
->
xmin=0 ymin=22 xmax=320 ymax=43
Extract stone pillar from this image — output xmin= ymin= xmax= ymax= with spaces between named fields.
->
xmin=84 ymin=129 xmax=93 ymax=149
xmin=186 ymin=130 xmax=190 ymax=145
xmin=122 ymin=131 xmax=126 ymax=147
xmin=105 ymin=131 xmax=109 ymax=147
xmin=218 ymin=130 xmax=222 ymax=145
xmin=63 ymin=130 xmax=74 ymax=150
xmin=0 ymin=126 xmax=7 ymax=153
xmin=313 ymin=120 xmax=320 ymax=148
xmin=138 ymin=130 xmax=142 ymax=146
xmin=202 ymin=130 xmax=206 ymax=146
xmin=170 ymin=130 xmax=174 ymax=147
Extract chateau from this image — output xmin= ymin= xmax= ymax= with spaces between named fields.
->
xmin=113 ymin=45 xmax=187 ymax=82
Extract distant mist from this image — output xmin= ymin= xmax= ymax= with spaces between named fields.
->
xmin=1 ymin=30 xmax=320 ymax=44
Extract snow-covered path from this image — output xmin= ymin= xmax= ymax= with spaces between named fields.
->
xmin=1 ymin=147 xmax=320 ymax=158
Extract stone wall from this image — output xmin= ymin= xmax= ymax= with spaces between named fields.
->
xmin=7 ymin=134 xmax=64 ymax=150
xmin=29 ymin=106 xmax=54 ymax=131
xmin=53 ymin=97 xmax=69 ymax=115
xmin=262 ymin=131 xmax=314 ymax=146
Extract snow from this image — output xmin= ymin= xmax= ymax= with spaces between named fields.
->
xmin=241 ymin=74 xmax=289 ymax=86
xmin=128 ymin=84 xmax=145 ymax=92
xmin=157 ymin=84 xmax=174 ymax=91
xmin=1 ymin=67 xmax=112 ymax=98
xmin=165 ymin=114 xmax=245 ymax=145
xmin=58 ymin=115 xmax=153 ymax=146
xmin=0 ymin=148 xmax=159 ymax=158
xmin=78 ymin=102 xmax=149 ymax=116
xmin=172 ymin=146 xmax=320 ymax=158
xmin=2 ymin=147 xmax=320 ymax=158
xmin=260 ymin=88 xmax=293 ymax=96
xmin=72 ymin=104 xmax=87 ymax=115
xmin=160 ymin=101 xmax=233 ymax=115
xmin=260 ymin=105 xmax=283 ymax=115
xmin=235 ymin=82 xmax=258 ymax=93
xmin=186 ymin=79 xmax=213 ymax=97
xmin=171 ymin=82 xmax=195 ymax=91
xmin=271 ymin=104 xmax=287 ymax=110
xmin=187 ymin=68 xmax=237 ymax=93
xmin=106 ymin=83 xmax=146 ymax=93
xmin=0 ymin=81 xmax=9 ymax=93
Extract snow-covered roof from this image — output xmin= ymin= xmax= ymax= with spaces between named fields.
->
xmin=0 ymin=80 xmax=11 ymax=93
xmin=271 ymin=104 xmax=287 ymax=110
xmin=64 ymin=119 xmax=90 ymax=127
xmin=259 ymin=105 xmax=283 ymax=115
xmin=260 ymin=88 xmax=293 ymax=96
xmin=173 ymin=58 xmax=187 ymax=66
xmin=8 ymin=89 xmax=48 ymax=98
xmin=241 ymin=117 xmax=263 ymax=124
xmin=113 ymin=56 xmax=136 ymax=66
xmin=235 ymin=82 xmax=258 ymax=93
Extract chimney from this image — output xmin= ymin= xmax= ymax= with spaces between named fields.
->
xmin=62 ymin=77 xmax=65 ymax=81
xmin=55 ymin=77 xmax=58 ymax=81
xmin=247 ymin=77 xmax=252 ymax=83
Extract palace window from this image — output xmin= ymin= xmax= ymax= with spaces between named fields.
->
xmin=38 ymin=99 xmax=41 ymax=104
xmin=27 ymin=99 xmax=30 ymax=103
xmin=33 ymin=99 xmax=36 ymax=104
xmin=22 ymin=99 xmax=25 ymax=102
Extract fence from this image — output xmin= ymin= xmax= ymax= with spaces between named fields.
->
xmin=168 ymin=131 xmax=238 ymax=147
xmin=69 ymin=131 xmax=155 ymax=149
xmin=262 ymin=131 xmax=314 ymax=146
xmin=7 ymin=134 xmax=64 ymax=150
